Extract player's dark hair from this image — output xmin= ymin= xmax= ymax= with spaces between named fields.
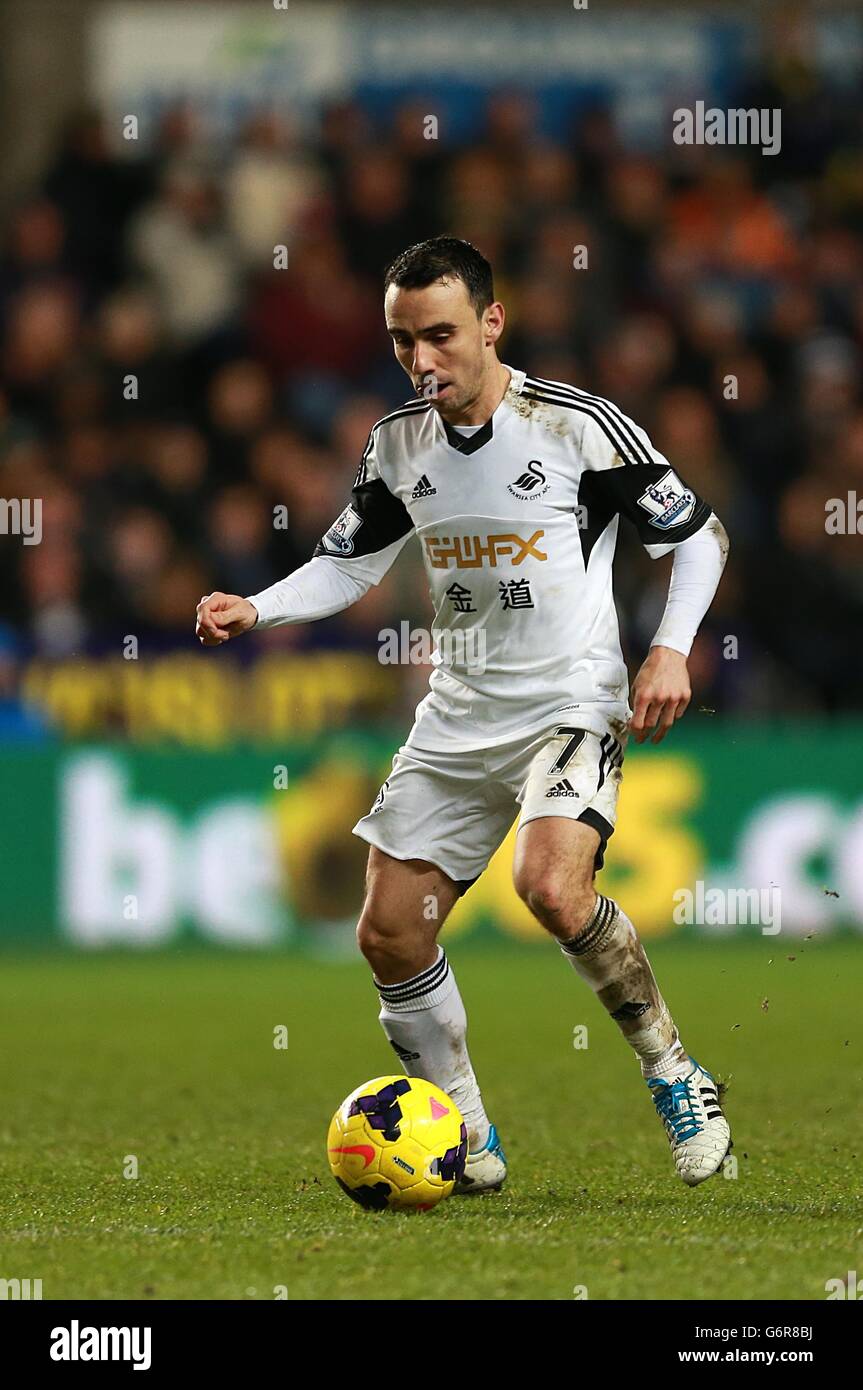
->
xmin=384 ymin=236 xmax=494 ymax=318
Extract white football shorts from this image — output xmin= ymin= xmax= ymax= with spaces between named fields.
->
xmin=352 ymin=717 xmax=627 ymax=896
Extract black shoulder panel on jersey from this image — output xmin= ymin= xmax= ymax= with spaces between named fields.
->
xmin=578 ymin=464 xmax=711 ymax=560
xmin=313 ymin=478 xmax=415 ymax=561
xmin=577 ymin=470 xmax=619 ymax=565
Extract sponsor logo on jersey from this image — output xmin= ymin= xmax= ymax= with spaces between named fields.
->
xmin=507 ymin=460 xmax=549 ymax=499
xmin=546 ymin=778 xmax=579 ymax=797
xmin=411 ymin=474 xmax=437 ymax=499
xmin=370 ymin=778 xmax=390 ymax=814
xmin=424 ymin=530 xmax=547 ymax=569
xmin=637 ymin=469 xmax=696 ymax=530
xmin=321 ymin=504 xmax=364 ymax=555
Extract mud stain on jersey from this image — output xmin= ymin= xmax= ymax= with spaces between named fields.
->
xmin=509 ymin=392 xmax=571 ymax=438
xmin=706 ymin=513 xmax=730 ymax=563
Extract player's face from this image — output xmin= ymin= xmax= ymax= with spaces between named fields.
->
xmin=385 ymin=278 xmax=499 ymax=416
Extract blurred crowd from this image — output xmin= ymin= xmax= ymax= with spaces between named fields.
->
xmin=2 ymin=48 xmax=863 ymax=719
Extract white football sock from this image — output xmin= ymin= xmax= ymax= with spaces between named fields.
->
xmin=375 ymin=946 xmax=491 ymax=1151
xmin=560 ymin=894 xmax=691 ymax=1079
xmin=640 ymin=1040 xmax=694 ymax=1082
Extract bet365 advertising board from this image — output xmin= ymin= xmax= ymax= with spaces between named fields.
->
xmin=0 ymin=723 xmax=859 ymax=948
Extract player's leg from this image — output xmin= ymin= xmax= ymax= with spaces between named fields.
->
xmin=512 ymin=727 xmax=731 ymax=1185
xmin=352 ymin=742 xmax=515 ymax=1190
xmin=356 ymin=845 xmax=496 ymax=1160
xmin=513 ymin=816 xmax=687 ymax=1073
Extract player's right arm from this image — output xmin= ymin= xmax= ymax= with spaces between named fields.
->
xmin=195 ymin=427 xmax=415 ymax=646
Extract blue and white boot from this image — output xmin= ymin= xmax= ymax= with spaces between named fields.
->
xmin=455 ymin=1123 xmax=507 ymax=1193
xmin=648 ymin=1058 xmax=731 ymax=1187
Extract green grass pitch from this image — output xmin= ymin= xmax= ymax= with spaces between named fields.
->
xmin=1 ymin=936 xmax=861 ymax=1300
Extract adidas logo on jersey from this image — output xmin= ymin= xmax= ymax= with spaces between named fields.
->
xmin=546 ymin=779 xmax=579 ymax=797
xmin=508 ymin=460 xmax=549 ymax=500
xmin=411 ymin=474 xmax=437 ymax=499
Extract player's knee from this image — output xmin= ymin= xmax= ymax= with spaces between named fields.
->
xmin=356 ymin=907 xmax=386 ymax=961
xmin=356 ymin=902 xmax=407 ymax=971
xmin=515 ymin=870 xmax=595 ymax=933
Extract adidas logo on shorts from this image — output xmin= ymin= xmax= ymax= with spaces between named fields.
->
xmin=411 ymin=474 xmax=437 ymax=499
xmin=546 ymin=778 xmax=579 ymax=797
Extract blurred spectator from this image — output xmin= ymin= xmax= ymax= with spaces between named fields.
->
xmin=248 ymin=232 xmax=379 ymax=380
xmin=43 ymin=107 xmax=152 ymax=298
xmin=225 ymin=113 xmax=325 ymax=269
xmin=129 ymin=166 xmax=240 ymax=342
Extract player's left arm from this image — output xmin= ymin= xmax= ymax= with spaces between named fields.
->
xmin=630 ymin=515 xmax=729 ymax=743
xmin=578 ymin=411 xmax=729 ymax=744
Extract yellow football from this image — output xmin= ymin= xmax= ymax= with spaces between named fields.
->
xmin=327 ymin=1074 xmax=467 ymax=1211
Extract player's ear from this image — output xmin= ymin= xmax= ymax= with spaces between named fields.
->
xmin=484 ymin=301 xmax=505 ymax=343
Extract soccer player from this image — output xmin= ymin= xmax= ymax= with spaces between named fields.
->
xmin=196 ymin=237 xmax=731 ymax=1191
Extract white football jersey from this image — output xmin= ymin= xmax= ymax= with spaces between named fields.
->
xmin=257 ymin=365 xmax=714 ymax=752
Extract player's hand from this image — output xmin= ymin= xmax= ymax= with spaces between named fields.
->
xmin=628 ymin=645 xmax=691 ymax=744
xmin=195 ymin=592 xmax=258 ymax=646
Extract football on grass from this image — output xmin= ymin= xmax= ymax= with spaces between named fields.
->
xmin=327 ymin=1075 xmax=467 ymax=1210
